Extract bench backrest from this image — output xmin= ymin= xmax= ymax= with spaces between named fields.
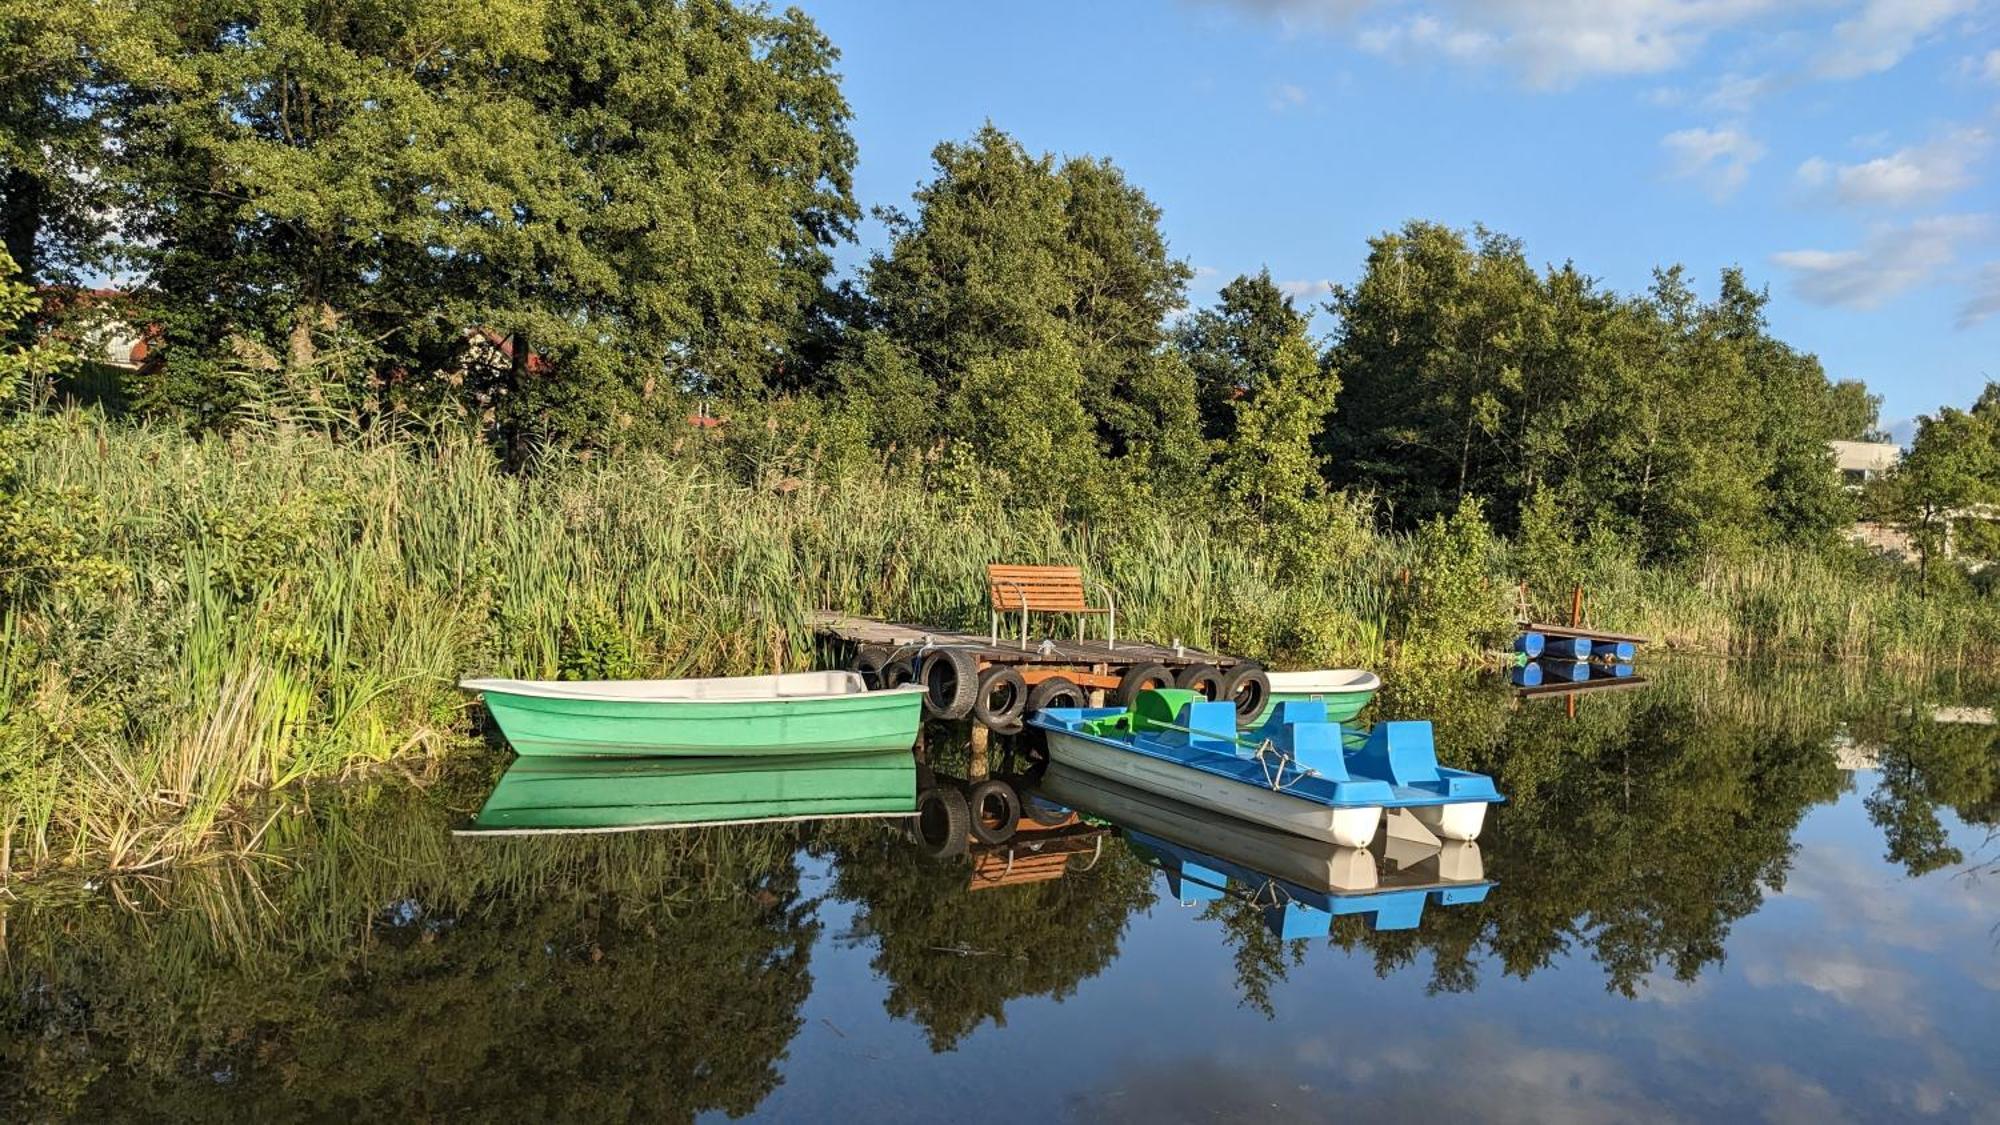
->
xmin=988 ymin=564 xmax=1092 ymax=612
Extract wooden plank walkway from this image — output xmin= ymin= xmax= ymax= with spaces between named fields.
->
xmin=1521 ymin=622 xmax=1652 ymax=644
xmin=810 ymin=611 xmax=1241 ymax=670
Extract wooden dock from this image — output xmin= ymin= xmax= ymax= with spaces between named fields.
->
xmin=810 ymin=611 xmax=1242 ymax=672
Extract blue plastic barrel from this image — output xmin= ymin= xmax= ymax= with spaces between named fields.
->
xmin=1514 ymin=632 xmax=1546 ymax=658
xmin=1510 ymin=663 xmax=1544 ymax=687
xmin=1542 ymin=636 xmax=1591 ymax=660
xmin=1591 ymin=640 xmax=1636 ymax=662
xmin=1546 ymin=660 xmax=1591 ymax=682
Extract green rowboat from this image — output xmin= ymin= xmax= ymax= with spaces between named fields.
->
xmin=1251 ymin=669 xmax=1381 ymax=726
xmin=460 ymin=671 xmax=925 ymax=757
xmin=460 ymin=751 xmax=917 ymax=834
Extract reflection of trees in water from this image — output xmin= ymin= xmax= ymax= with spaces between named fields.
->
xmin=1 ymin=779 xmax=823 ymax=1122
xmin=1213 ymin=662 xmax=1865 ymax=1006
xmin=1193 ymin=896 xmax=1305 ymax=1018
xmin=820 ymin=825 xmax=1156 ymax=1051
xmin=1862 ymin=716 xmax=2000 ymax=876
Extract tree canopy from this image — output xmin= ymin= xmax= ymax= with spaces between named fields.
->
xmin=5 ymin=0 xmax=1942 ymax=574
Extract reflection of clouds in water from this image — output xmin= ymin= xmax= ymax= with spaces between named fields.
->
xmin=1741 ymin=945 xmax=1920 ymax=1030
xmin=1072 ymin=1031 xmax=1671 ymax=1124
xmin=1734 ymin=940 xmax=1999 ymax=1116
xmin=1779 ymin=837 xmax=1991 ymax=953
xmin=1749 ymin=1063 xmax=1854 ymax=1125
xmin=1631 ymin=971 xmax=1710 ymax=1007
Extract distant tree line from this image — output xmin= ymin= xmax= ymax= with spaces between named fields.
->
xmin=3 ymin=0 xmax=1932 ymax=568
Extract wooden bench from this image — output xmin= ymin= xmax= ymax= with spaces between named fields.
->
xmin=987 ymin=564 xmax=1117 ymax=651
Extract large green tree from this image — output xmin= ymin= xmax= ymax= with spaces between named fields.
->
xmin=1872 ymin=398 xmax=2000 ymax=582
xmin=858 ymin=125 xmax=1200 ymax=503
xmin=1187 ymin=271 xmax=1342 ymax=576
xmin=0 ymin=0 xmax=137 ymax=288
xmin=115 ymin=0 xmax=858 ymax=448
xmin=1324 ymin=220 xmax=1866 ymax=560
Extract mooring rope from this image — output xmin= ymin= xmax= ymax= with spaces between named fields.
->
xmin=1251 ymin=737 xmax=1318 ymax=793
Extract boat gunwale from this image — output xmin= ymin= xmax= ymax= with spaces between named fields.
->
xmin=1263 ymin=669 xmax=1382 ymax=694
xmin=460 ymin=672 xmax=924 ymax=705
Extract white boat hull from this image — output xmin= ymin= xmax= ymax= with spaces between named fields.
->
xmin=1045 ymin=731 xmax=1383 ymax=848
xmin=1411 ymin=800 xmax=1489 ymax=842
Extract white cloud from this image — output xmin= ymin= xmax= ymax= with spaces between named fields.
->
xmin=1277 ymin=278 xmax=1336 ymax=300
xmin=1224 ymin=0 xmax=1782 ymax=87
xmin=1796 ymin=127 xmax=1992 ymax=207
xmin=1213 ymin=1 xmax=1977 ymax=87
xmin=1772 ymin=213 xmax=1991 ymax=309
xmin=1663 ymin=125 xmax=1766 ymax=198
xmin=1980 ymin=48 xmax=2000 ymax=84
xmin=1817 ymin=0 xmax=1976 ymax=78
xmin=1645 ymin=71 xmax=1778 ymax=113
xmin=1961 ymin=262 xmax=2000 ymax=329
xmin=1269 ymin=81 xmax=1311 ymax=111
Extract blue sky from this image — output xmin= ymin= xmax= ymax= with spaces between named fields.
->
xmin=800 ymin=0 xmax=2000 ymax=439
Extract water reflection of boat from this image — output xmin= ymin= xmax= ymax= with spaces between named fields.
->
xmin=458 ymin=671 xmax=925 ymax=757
xmin=1034 ymin=766 xmax=1492 ymax=936
xmin=459 ymin=750 xmax=916 ymax=835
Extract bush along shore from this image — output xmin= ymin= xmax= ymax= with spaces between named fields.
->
xmin=5 ymin=407 xmax=2000 ymax=880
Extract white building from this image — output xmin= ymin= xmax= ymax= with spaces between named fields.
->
xmin=1830 ymin=440 xmax=1901 ymax=489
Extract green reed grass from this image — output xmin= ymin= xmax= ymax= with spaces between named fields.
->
xmin=4 ymin=406 xmax=1998 ymax=878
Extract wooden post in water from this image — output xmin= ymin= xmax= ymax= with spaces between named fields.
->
xmin=1570 ymin=585 xmax=1584 ymax=628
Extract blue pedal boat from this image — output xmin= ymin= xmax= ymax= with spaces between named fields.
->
xmin=1029 ymin=688 xmax=1504 ymax=846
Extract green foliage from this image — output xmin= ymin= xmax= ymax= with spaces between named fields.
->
xmin=1193 ymin=271 xmax=1343 ymax=580
xmin=1869 ymin=390 xmax=2000 ymax=583
xmin=1393 ymin=497 xmax=1510 ymax=665
xmin=109 ymin=0 xmax=856 ymax=447
xmin=1325 ymin=224 xmax=1866 ymax=562
xmin=857 ymin=125 xmax=1198 ymax=511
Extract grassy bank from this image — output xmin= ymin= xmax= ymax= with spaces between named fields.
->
xmin=4 ymin=407 xmax=1999 ymax=878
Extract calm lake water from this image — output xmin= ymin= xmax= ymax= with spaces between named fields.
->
xmin=5 ymin=660 xmax=1998 ymax=1122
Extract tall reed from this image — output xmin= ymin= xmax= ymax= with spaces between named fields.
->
xmin=4 ymin=406 xmax=1997 ymax=877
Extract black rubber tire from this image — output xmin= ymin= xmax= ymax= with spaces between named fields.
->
xmin=966 ymin=779 xmax=1022 ymax=845
xmin=919 ymin=649 xmax=979 ymax=720
xmin=1175 ymin=663 xmax=1225 ymax=701
xmin=881 ymin=657 xmax=918 ymax=690
xmin=913 ymin=787 xmax=969 ymax=858
xmin=972 ymin=665 xmax=1028 ymax=728
xmin=1112 ymin=662 xmax=1174 ymax=708
xmin=1221 ymin=663 xmax=1272 ymax=723
xmin=1026 ymin=675 xmax=1087 ymax=713
xmin=850 ymin=644 xmax=897 ymax=689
